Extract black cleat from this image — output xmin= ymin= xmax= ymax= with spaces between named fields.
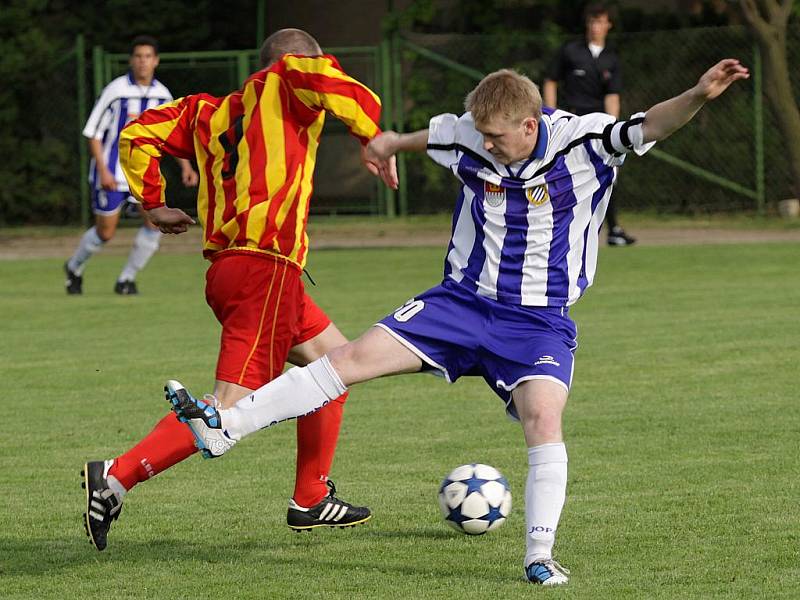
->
xmin=607 ymin=226 xmax=636 ymax=247
xmin=287 ymin=480 xmax=372 ymax=531
xmin=64 ymin=262 xmax=83 ymax=294
xmin=114 ymin=280 xmax=138 ymax=295
xmin=81 ymin=460 xmax=123 ymax=551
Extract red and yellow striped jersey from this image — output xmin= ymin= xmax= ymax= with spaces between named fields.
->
xmin=119 ymin=54 xmax=381 ymax=267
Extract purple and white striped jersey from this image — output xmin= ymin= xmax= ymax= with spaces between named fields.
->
xmin=427 ymin=108 xmax=655 ymax=307
xmin=82 ymin=72 xmax=173 ymax=192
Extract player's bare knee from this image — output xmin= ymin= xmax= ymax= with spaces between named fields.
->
xmin=531 ymin=420 xmax=563 ymax=442
xmin=95 ymin=224 xmax=116 ymax=242
xmin=516 ymin=398 xmax=564 ymax=443
xmin=526 ymin=408 xmax=562 ymax=433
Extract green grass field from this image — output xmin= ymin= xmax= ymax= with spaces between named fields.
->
xmin=1 ymin=241 xmax=799 ymax=599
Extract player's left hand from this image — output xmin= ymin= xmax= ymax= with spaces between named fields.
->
xmin=181 ymin=167 xmax=199 ymax=187
xmin=695 ymin=59 xmax=749 ymax=101
xmin=362 ymin=139 xmax=398 ymax=190
xmin=146 ymin=206 xmax=196 ymax=234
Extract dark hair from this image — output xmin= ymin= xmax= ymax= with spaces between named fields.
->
xmin=259 ymin=28 xmax=321 ymax=68
xmin=130 ymin=35 xmax=159 ymax=55
xmin=583 ymin=2 xmax=615 ymax=22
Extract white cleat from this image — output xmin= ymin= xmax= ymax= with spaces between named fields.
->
xmin=525 ymin=559 xmax=570 ymax=585
xmin=165 ymin=379 xmax=236 ymax=458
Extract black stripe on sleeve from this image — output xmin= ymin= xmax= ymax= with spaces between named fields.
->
xmin=619 ymin=122 xmax=632 ymax=148
xmin=427 ymin=143 xmax=499 ymax=174
xmin=619 ymin=117 xmax=644 ymax=149
xmin=601 ymin=124 xmax=615 ymax=155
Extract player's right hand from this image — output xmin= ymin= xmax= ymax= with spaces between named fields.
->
xmin=366 ymin=131 xmax=399 ymax=161
xmin=363 ymin=134 xmax=399 ymax=190
xmin=146 ymin=206 xmax=196 ymax=234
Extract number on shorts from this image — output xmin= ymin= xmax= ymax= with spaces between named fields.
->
xmin=393 ymin=299 xmax=424 ymax=322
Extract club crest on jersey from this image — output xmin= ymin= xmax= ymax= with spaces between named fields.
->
xmin=484 ymin=181 xmax=506 ymax=207
xmin=526 ymin=184 xmax=550 ymax=206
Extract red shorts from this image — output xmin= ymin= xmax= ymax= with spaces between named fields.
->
xmin=205 ymin=252 xmax=331 ymax=389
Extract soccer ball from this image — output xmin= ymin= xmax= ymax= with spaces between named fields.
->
xmin=438 ymin=463 xmax=512 ymax=535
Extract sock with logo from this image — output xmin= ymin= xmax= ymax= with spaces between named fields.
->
xmin=221 ymin=356 xmax=347 ymax=441
xmin=292 ymin=391 xmax=348 ymax=507
xmin=524 ymin=442 xmax=568 ymax=565
xmin=108 ymin=413 xmax=197 ymax=491
xmin=68 ymin=226 xmax=106 ymax=275
xmin=118 ymin=226 xmax=162 ymax=282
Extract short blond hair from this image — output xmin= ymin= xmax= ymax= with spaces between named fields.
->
xmin=465 ymin=69 xmax=542 ymax=125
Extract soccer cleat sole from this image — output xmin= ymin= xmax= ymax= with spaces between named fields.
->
xmin=81 ymin=465 xmax=101 ymax=551
xmin=287 ymin=514 xmax=372 ymax=532
xmin=165 ymin=384 xmax=216 ymax=460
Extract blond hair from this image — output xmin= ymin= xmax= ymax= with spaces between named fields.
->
xmin=464 ymin=69 xmax=542 ymax=125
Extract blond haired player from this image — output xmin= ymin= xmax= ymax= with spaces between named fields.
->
xmin=169 ymin=58 xmax=748 ymax=584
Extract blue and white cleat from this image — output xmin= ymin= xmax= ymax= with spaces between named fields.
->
xmin=525 ymin=559 xmax=570 ymax=586
xmin=165 ymin=380 xmax=236 ymax=459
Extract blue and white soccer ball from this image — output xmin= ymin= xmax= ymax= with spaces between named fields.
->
xmin=438 ymin=463 xmax=512 ymax=535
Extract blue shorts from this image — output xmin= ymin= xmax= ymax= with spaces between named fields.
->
xmin=376 ymin=279 xmax=578 ymax=418
xmin=92 ymin=189 xmax=135 ymax=216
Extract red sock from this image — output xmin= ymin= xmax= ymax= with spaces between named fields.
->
xmin=292 ymin=391 xmax=347 ymax=507
xmin=108 ymin=413 xmax=197 ymax=491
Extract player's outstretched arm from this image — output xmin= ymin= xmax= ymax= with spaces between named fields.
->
xmin=120 ymin=96 xmax=199 ymax=234
xmin=642 ymin=59 xmax=749 ymax=143
xmin=366 ymin=129 xmax=429 ymax=160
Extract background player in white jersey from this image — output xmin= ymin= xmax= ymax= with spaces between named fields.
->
xmin=166 ymin=59 xmax=749 ymax=585
xmin=64 ymin=35 xmax=198 ymax=295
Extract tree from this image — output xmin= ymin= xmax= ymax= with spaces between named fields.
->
xmin=739 ymin=0 xmax=800 ymax=199
xmin=0 ymin=0 xmax=259 ymax=225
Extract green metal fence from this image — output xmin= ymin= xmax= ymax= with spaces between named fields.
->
xmin=93 ymin=45 xmax=388 ymax=220
xmin=391 ymin=25 xmax=800 ymax=216
xmin=59 ymin=25 xmax=798 ymax=225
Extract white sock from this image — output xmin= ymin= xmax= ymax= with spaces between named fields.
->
xmin=220 ymin=356 xmax=347 ymax=440
xmin=68 ymin=226 xmax=105 ymax=275
xmin=103 ymin=459 xmax=127 ymax=498
xmin=106 ymin=474 xmax=127 ymax=498
xmin=524 ymin=442 xmax=568 ymax=565
xmin=119 ymin=226 xmax=161 ymax=282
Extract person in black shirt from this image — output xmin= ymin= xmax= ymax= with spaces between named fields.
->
xmin=543 ymin=2 xmax=636 ymax=246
